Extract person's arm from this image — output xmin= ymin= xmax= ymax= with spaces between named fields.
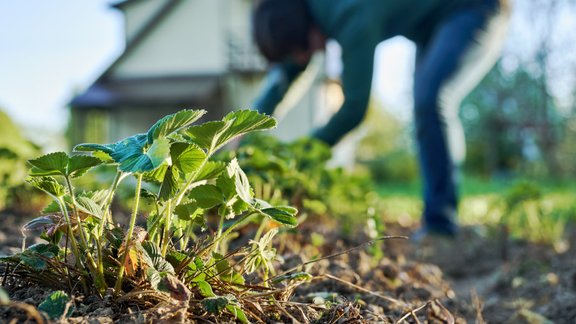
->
xmin=253 ymin=60 xmax=307 ymax=116
xmin=313 ymin=41 xmax=375 ymax=146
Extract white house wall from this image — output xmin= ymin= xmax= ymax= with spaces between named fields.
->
xmin=113 ymin=0 xmax=227 ymax=78
xmin=223 ymin=0 xmax=252 ymax=35
xmin=123 ymin=0 xmax=170 ymax=43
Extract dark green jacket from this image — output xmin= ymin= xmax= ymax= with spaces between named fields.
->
xmin=254 ymin=0 xmax=487 ymax=145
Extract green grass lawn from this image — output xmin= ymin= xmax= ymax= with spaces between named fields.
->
xmin=376 ymin=174 xmax=576 ymax=244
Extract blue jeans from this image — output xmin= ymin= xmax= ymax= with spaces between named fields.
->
xmin=413 ymin=0 xmax=510 ymax=234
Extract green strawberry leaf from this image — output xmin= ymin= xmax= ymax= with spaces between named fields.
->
xmin=28 ymin=152 xmax=102 ymax=178
xmin=196 ymin=280 xmax=215 ymax=297
xmin=227 ymin=158 xmax=253 ymax=204
xmin=147 ymin=109 xmax=206 ymax=144
xmin=27 ymin=176 xmax=66 ymax=198
xmin=185 ymin=110 xmax=276 ymax=153
xmin=189 ymin=185 xmax=223 ymax=209
xmin=38 ymin=291 xmax=73 ymax=319
xmin=258 ymin=207 xmax=298 ymax=227
xmin=184 ymin=120 xmax=231 ymax=152
xmin=67 ymin=155 xmax=103 ymax=178
xmin=226 ymin=305 xmax=249 ymax=323
xmin=195 ymin=161 xmax=226 ymax=182
xmin=158 ymin=165 xmax=179 ymax=201
xmin=202 ymin=296 xmax=229 ymax=314
xmin=170 ymin=142 xmax=206 ymax=175
xmin=218 ymin=110 xmax=277 ymax=147
xmin=75 ymin=134 xmax=170 ymax=173
xmin=20 ymin=244 xmax=60 ymax=271
xmin=75 ymin=196 xmax=105 ymax=220
xmin=174 ymin=202 xmax=203 ymax=221
xmin=28 ymin=152 xmax=68 ymax=175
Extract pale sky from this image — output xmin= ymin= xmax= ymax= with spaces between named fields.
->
xmin=0 ymin=0 xmax=123 ymax=145
xmin=0 ymin=0 xmax=573 ymax=148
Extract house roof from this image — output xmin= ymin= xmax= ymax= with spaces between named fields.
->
xmin=71 ymin=0 xmax=205 ymax=109
xmin=70 ymin=75 xmax=221 ymax=109
xmin=100 ymin=0 xmax=183 ymax=82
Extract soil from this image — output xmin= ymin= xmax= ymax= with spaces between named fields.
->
xmin=1 ymin=210 xmax=575 ymax=323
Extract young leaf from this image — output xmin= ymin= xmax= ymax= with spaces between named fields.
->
xmin=28 ymin=152 xmax=102 ymax=178
xmin=226 ymin=305 xmax=249 ymax=323
xmin=28 ymin=152 xmax=68 ymax=175
xmin=196 ymin=280 xmax=216 ymax=297
xmin=141 ymin=241 xmax=175 ymax=273
xmin=202 ymin=296 xmax=230 ymax=314
xmin=245 ymin=229 xmax=278 ymax=274
xmin=75 ymin=134 xmax=170 ymax=173
xmin=20 ymin=244 xmax=60 ymax=270
xmin=143 ymin=164 xmax=169 ymax=184
xmin=174 ymin=202 xmax=203 ymax=221
xmin=145 ymin=137 xmax=171 ymax=169
xmin=23 ymin=215 xmax=57 ymax=233
xmin=158 ymin=165 xmax=178 ymax=201
xmin=227 ymin=158 xmax=253 ymax=204
xmin=213 ymin=253 xmax=245 ymax=285
xmin=271 ymin=272 xmax=313 ymax=284
xmin=184 ymin=120 xmax=231 ymax=152
xmin=258 ymin=207 xmax=298 ymax=227
xmin=75 ymin=196 xmax=105 ymax=220
xmin=147 ymin=109 xmax=206 ymax=144
xmin=195 ymin=161 xmax=226 ymax=182
xmin=26 ymin=176 xmax=66 ymax=198
xmin=219 ymin=110 xmax=277 ymax=147
xmin=185 ymin=110 xmax=276 ymax=153
xmin=170 ymin=142 xmax=206 ymax=175
xmin=189 ymin=185 xmax=223 ymax=209
xmin=38 ymin=291 xmax=73 ymax=319
xmin=68 ymin=155 xmax=103 ymax=178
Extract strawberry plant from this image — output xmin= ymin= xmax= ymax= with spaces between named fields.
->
xmin=226 ymin=134 xmax=383 ymax=237
xmin=1 ymin=109 xmax=302 ymax=321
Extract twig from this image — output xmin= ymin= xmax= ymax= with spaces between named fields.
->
xmin=2 ymin=264 xmax=8 ymax=286
xmin=274 ymin=301 xmax=303 ymax=324
xmin=471 ymin=289 xmax=486 ymax=323
xmin=395 ymin=301 xmax=429 ymax=324
xmin=294 ymin=304 xmax=309 ymax=323
xmin=116 ymin=289 xmax=173 ymax=304
xmin=322 ymin=273 xmax=408 ymax=308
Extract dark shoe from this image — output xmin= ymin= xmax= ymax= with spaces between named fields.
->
xmin=410 ymin=226 xmax=456 ymax=244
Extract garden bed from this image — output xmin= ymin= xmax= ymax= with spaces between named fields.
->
xmin=2 ymin=210 xmax=575 ymax=323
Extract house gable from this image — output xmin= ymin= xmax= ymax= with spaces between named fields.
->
xmin=111 ymin=0 xmax=228 ymax=79
xmin=114 ymin=0 xmax=171 ymax=43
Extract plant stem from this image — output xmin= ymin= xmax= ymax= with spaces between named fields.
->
xmin=114 ymin=173 xmax=143 ymax=294
xmin=64 ymin=176 xmax=106 ymax=294
xmin=64 ymin=176 xmax=89 ymax=249
xmin=208 ymin=211 xmax=257 ymax=257
xmin=100 ymin=171 xmax=124 ymax=236
xmin=213 ymin=213 xmax=227 ymax=254
xmin=95 ymin=171 xmax=123 ymax=292
xmin=173 ymin=155 xmax=211 ymax=207
xmin=57 ymin=197 xmax=82 ymax=269
xmin=161 ymin=199 xmax=172 ymax=257
xmin=253 ymin=218 xmax=269 ymax=243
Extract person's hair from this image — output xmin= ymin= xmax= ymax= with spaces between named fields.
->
xmin=252 ymin=0 xmax=313 ymax=62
